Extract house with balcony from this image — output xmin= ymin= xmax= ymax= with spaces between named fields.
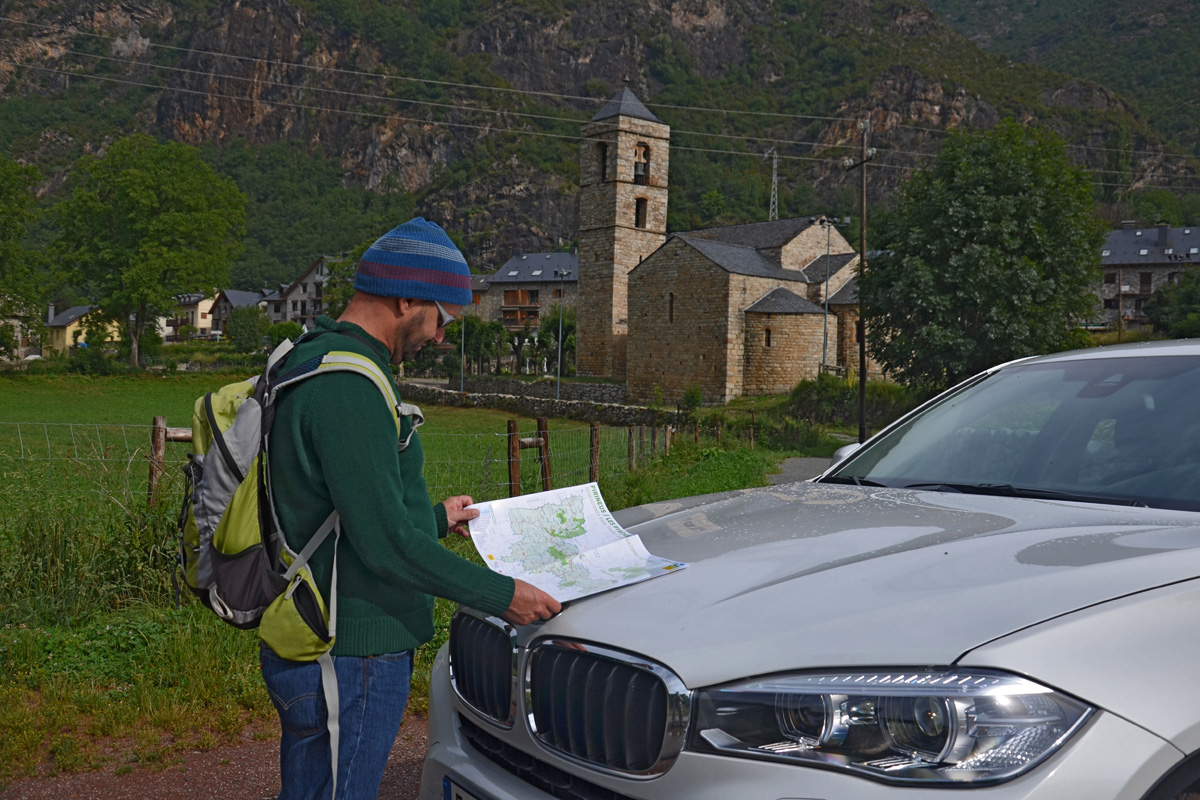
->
xmin=165 ymin=293 xmax=215 ymax=341
xmin=1097 ymin=222 xmax=1200 ymax=330
xmin=468 ymin=251 xmax=578 ymax=331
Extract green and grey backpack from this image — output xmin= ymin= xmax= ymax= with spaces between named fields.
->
xmin=176 ymin=329 xmax=421 ymax=794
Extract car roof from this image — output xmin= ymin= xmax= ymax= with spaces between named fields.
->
xmin=1002 ymin=338 xmax=1200 ymax=369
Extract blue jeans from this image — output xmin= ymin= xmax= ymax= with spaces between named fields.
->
xmin=260 ymin=644 xmax=413 ymax=800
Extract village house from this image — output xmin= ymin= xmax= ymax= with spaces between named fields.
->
xmin=1096 ymin=221 xmax=1200 ymax=330
xmin=209 ymin=289 xmax=273 ymax=333
xmin=467 ymin=251 xmax=578 ymax=331
xmin=164 ymin=293 xmax=215 ymax=342
xmin=574 ymin=87 xmax=864 ymax=404
xmin=40 ymin=305 xmax=118 ymax=357
xmin=277 ymin=256 xmax=336 ymax=329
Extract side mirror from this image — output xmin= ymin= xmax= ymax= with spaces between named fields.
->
xmin=830 ymin=442 xmax=862 ymax=467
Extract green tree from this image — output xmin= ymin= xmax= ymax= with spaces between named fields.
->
xmin=0 ymin=157 xmax=42 ymax=359
xmin=227 ymin=305 xmax=271 ymax=352
xmin=861 ymin=121 xmax=1107 ymax=391
xmin=537 ymin=302 xmax=577 ymax=377
xmin=1145 ymin=268 xmax=1200 ymax=338
xmin=56 ymin=135 xmax=246 ymax=366
xmin=268 ymin=320 xmax=305 ymax=348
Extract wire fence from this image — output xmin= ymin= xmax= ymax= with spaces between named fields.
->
xmin=0 ymin=419 xmax=740 ymax=509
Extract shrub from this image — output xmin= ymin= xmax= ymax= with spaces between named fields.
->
xmin=789 ymin=374 xmax=919 ymax=429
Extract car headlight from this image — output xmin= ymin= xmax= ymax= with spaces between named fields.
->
xmin=690 ymin=669 xmax=1093 ymax=785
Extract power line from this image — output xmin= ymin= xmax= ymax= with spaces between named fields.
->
xmin=7 ymin=15 xmax=1191 ymax=164
xmin=21 ymin=42 xmax=865 ymax=158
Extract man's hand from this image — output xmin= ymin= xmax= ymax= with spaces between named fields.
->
xmin=442 ymin=495 xmax=479 ymax=538
xmin=503 ymin=579 xmax=562 ymax=625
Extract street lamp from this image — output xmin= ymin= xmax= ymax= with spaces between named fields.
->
xmin=554 ymin=268 xmax=572 ymax=400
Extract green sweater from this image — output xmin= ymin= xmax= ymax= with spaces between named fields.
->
xmin=267 ymin=316 xmax=515 ymax=656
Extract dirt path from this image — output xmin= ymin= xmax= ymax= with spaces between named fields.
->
xmin=0 ymin=716 xmax=428 ymax=800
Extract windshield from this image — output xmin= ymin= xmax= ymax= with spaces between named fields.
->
xmin=823 ymin=355 xmax=1200 ymax=512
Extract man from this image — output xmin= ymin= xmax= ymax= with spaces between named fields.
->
xmin=262 ymin=217 xmax=560 ymax=799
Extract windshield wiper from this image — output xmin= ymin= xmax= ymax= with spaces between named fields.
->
xmin=901 ymin=482 xmax=1147 ymax=507
xmin=820 ymin=475 xmax=888 ymax=487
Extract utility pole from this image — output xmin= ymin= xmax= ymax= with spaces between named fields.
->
xmin=843 ymin=119 xmax=875 ymax=444
xmin=764 ymin=148 xmax=779 ymax=221
xmin=1117 ymin=268 xmax=1124 ymax=343
xmin=554 ymin=268 xmax=572 ymax=400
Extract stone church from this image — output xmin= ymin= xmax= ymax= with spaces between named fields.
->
xmin=575 ymin=88 xmax=862 ymax=404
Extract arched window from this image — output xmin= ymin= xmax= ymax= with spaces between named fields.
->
xmin=635 ymin=198 xmax=648 ymax=229
xmin=765 ymin=328 xmax=772 ymax=347
xmin=634 ymin=142 xmax=650 ymax=185
xmin=668 ymin=292 xmax=674 ymax=323
xmin=598 ymin=142 xmax=609 ymax=182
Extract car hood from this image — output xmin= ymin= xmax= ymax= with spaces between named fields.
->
xmin=535 ymin=482 xmax=1200 ymax=688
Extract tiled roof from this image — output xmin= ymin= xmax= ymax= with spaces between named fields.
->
xmin=676 ymin=217 xmax=822 ymax=250
xmin=488 ymin=252 xmax=579 ymax=283
xmin=801 ymin=252 xmax=858 ymax=283
xmin=744 ymin=288 xmax=824 ymax=315
xmin=676 ymin=235 xmax=809 ymax=283
xmin=589 ymin=87 xmax=661 ymax=124
xmin=220 ymin=289 xmax=267 ymax=308
xmin=1101 ymin=225 xmax=1200 ymax=266
xmin=47 ymin=305 xmax=94 ymax=327
xmin=828 ymin=276 xmax=858 ymax=305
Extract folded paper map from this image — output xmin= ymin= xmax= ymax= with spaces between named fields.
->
xmin=467 ymin=482 xmax=686 ymax=603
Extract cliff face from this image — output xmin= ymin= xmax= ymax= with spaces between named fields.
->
xmin=0 ymin=0 xmax=1190 ymax=279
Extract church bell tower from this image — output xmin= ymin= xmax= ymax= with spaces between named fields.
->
xmin=576 ymin=88 xmax=669 ymax=380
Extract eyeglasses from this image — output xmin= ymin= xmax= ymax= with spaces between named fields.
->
xmin=433 ymin=300 xmax=457 ymax=329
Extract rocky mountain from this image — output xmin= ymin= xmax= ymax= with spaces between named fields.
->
xmin=925 ymin=0 xmax=1200 ymax=153
xmin=0 ymin=0 xmax=1195 ymax=290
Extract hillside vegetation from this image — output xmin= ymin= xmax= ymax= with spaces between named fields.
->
xmin=1 ymin=0 xmax=1196 ymax=294
xmin=927 ymin=0 xmax=1200 ymax=154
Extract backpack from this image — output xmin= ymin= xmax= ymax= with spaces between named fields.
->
xmin=175 ymin=329 xmax=422 ymax=795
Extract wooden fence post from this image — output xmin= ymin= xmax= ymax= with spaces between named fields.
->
xmin=694 ymin=423 xmax=699 ymax=444
xmin=665 ymin=425 xmax=672 ymax=454
xmin=627 ymin=426 xmax=635 ymax=471
xmin=750 ymin=412 xmax=756 ymax=450
xmin=638 ymin=425 xmax=646 ymax=464
xmin=717 ymin=423 xmax=722 ymax=445
xmin=536 ymin=417 xmax=552 ymax=491
xmin=651 ymin=426 xmax=658 ymax=458
xmin=508 ymin=419 xmax=521 ymax=497
xmin=589 ymin=422 xmax=600 ymax=483
xmin=149 ymin=416 xmax=167 ymax=506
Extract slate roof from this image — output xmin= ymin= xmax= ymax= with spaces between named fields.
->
xmin=744 ymin=288 xmax=824 ymax=315
xmin=676 ymin=217 xmax=822 ymax=250
xmin=1101 ymin=224 xmax=1200 ymax=266
xmin=219 ymin=289 xmax=268 ymax=308
xmin=828 ymin=276 xmax=859 ymax=305
xmin=47 ymin=305 xmax=94 ymax=327
xmin=590 ymin=87 xmax=661 ymax=124
xmin=675 ymin=235 xmax=809 ymax=283
xmin=487 ymin=252 xmax=579 ymax=283
xmin=801 ymin=252 xmax=858 ymax=283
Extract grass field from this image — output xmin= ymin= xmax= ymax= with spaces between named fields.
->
xmin=0 ymin=371 xmax=803 ymax=786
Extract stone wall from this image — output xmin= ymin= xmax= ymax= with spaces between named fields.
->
xmin=627 ymin=238 xmax=731 ymax=405
xmin=453 ymin=376 xmax=626 ymax=404
xmin=401 ymin=381 xmax=666 ymax=426
xmin=744 ymin=311 xmax=831 ymax=394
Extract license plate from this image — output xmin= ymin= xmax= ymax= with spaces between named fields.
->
xmin=444 ymin=777 xmax=486 ymax=800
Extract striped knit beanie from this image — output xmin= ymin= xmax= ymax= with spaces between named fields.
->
xmin=354 ymin=217 xmax=472 ymax=305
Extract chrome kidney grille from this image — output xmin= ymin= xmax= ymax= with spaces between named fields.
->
xmin=526 ymin=639 xmax=690 ymax=776
xmin=448 ymin=611 xmax=517 ymax=726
